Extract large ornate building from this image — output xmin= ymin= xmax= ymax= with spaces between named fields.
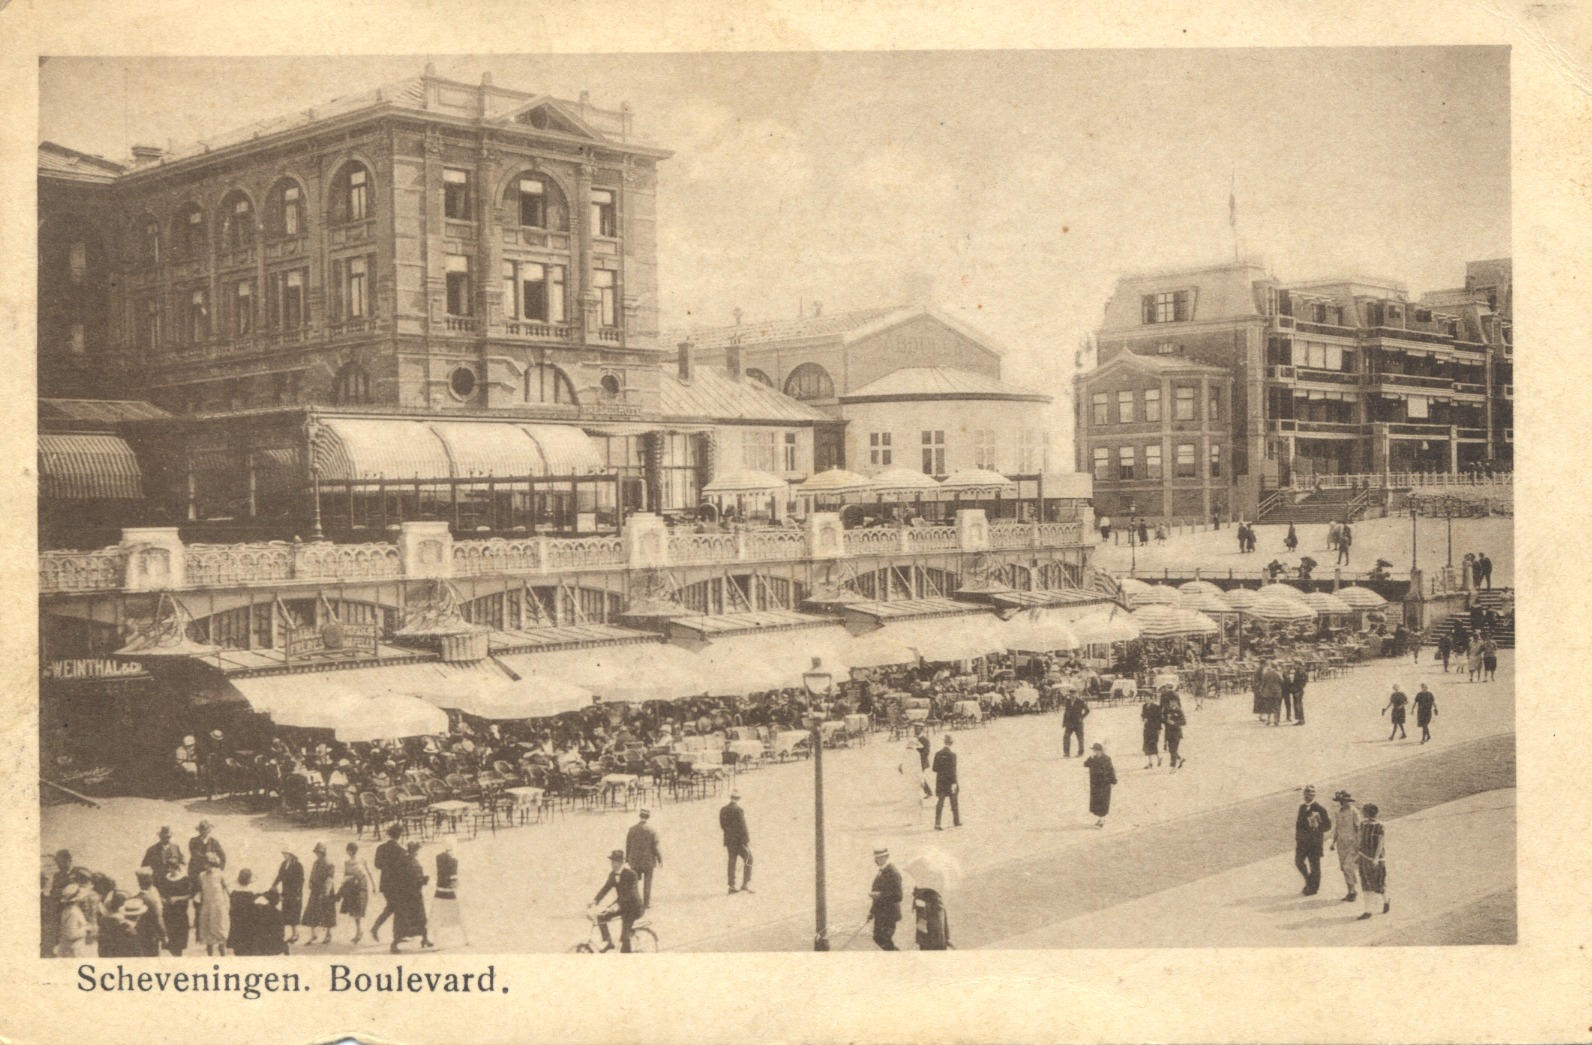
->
xmin=1076 ymin=258 xmax=1513 ymax=522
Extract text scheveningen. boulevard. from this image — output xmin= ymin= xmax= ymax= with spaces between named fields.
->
xmin=74 ymin=963 xmax=501 ymax=998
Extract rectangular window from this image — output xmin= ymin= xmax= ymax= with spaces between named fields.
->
xmin=869 ymin=431 xmax=893 ymax=466
xmin=1117 ymin=445 xmax=1135 ymax=480
xmin=1175 ymin=443 xmax=1196 ymax=478
xmin=1145 ymin=444 xmax=1162 ymax=479
xmin=518 ymin=179 xmax=546 ymax=228
xmin=1092 ymin=447 xmax=1110 ymax=481
xmin=70 ymin=323 xmax=85 ymax=354
xmin=1091 ymin=392 xmax=1108 ymax=426
xmin=187 ymin=288 xmax=209 ymax=342
xmin=346 ymin=257 xmax=368 ymax=319
xmin=1117 ymin=391 xmax=1135 ymax=424
xmin=1207 ymin=388 xmax=1221 ymax=422
xmin=974 ymin=429 xmax=998 ymax=470
xmin=138 ymin=298 xmax=161 ymax=352
xmin=232 ymin=280 xmax=254 ymax=336
xmin=921 ymin=430 xmax=945 ymax=476
xmin=283 ymin=186 xmax=301 ymax=236
xmin=443 ymin=168 xmax=472 ymax=220
xmin=742 ymin=430 xmax=777 ymax=473
xmin=1144 ymin=388 xmax=1161 ymax=422
xmin=1017 ymin=430 xmax=1039 ymax=474
xmin=590 ymin=188 xmax=617 ymax=238
xmin=282 ymin=270 xmax=304 ymax=330
xmin=1174 ymin=386 xmax=1196 ymax=421
xmin=69 ymin=241 xmax=87 ymax=285
xmin=1407 ymin=395 xmax=1429 ymax=420
xmin=1142 ymin=289 xmax=1190 ymax=324
xmin=593 ymin=269 xmax=617 ymax=327
xmin=506 ymin=261 xmax=566 ymax=323
xmin=659 ymin=433 xmax=699 ymax=511
xmin=1209 ymin=444 xmax=1222 ymax=478
xmin=348 ymin=168 xmax=368 ymax=222
xmin=445 ymin=255 xmax=471 ymax=316
xmin=1325 ymin=344 xmax=1344 ymax=371
xmin=784 ymin=432 xmax=798 ymax=472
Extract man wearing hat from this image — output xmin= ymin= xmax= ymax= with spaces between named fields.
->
xmin=188 ymin=820 xmax=225 ymax=881
xmin=720 ymin=791 xmax=753 ymax=894
xmin=913 ymin=726 xmax=933 ymax=799
xmin=591 ymin=849 xmax=643 ymax=952
xmin=932 ymin=734 xmax=961 ymax=830
xmin=866 ymin=845 xmax=904 ymax=950
xmin=142 ymin=828 xmax=184 ymax=890
xmin=625 ymin=809 xmax=663 ymax=910
xmin=1329 ymin=790 xmax=1363 ymax=902
xmin=130 ymin=869 xmax=167 ymax=956
xmin=369 ymin=824 xmax=405 ymax=942
xmin=1294 ymin=785 xmax=1332 ymax=896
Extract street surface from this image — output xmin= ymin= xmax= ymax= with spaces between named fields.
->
xmin=43 ymin=648 xmax=1514 ymax=952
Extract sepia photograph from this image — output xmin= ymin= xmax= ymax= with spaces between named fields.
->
xmin=31 ymin=48 xmax=1516 ymax=965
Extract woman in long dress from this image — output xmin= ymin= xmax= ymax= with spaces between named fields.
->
xmin=1082 ymin=743 xmax=1117 ymax=828
xmin=1355 ymin=803 xmax=1389 ymax=919
xmin=389 ymin=841 xmax=433 ymax=953
xmin=431 ymin=841 xmax=467 ymax=947
xmin=302 ymin=843 xmax=339 ymax=944
xmin=194 ymin=854 xmax=230 ymax=956
xmin=1160 ymin=690 xmax=1187 ymax=770
xmin=270 ymin=850 xmax=304 ymax=945
xmin=160 ymin=868 xmax=192 ymax=956
xmin=339 ymin=841 xmax=376 ymax=945
xmin=1140 ymin=696 xmax=1163 ymax=768
xmin=896 ymin=739 xmax=927 ymax=826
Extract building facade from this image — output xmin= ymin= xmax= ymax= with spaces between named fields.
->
xmin=1077 ymin=258 xmax=1513 ymax=521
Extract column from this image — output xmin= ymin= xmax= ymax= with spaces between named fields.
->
xmin=477 ymin=144 xmax=503 ymax=342
xmin=574 ymin=163 xmax=594 ymax=345
xmin=1448 ymin=425 xmax=1459 ymax=474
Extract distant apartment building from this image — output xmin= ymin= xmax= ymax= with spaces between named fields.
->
xmin=1076 ymin=258 xmax=1513 ymax=521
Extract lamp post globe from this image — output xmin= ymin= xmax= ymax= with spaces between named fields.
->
xmin=802 ymin=658 xmax=833 ymax=952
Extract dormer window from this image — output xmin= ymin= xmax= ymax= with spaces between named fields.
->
xmin=1142 ymin=290 xmax=1191 ymax=324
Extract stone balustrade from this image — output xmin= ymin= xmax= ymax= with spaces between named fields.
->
xmin=39 ymin=511 xmax=1090 ymax=595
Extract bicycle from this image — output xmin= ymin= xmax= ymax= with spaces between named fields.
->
xmin=568 ymin=906 xmax=659 ymax=953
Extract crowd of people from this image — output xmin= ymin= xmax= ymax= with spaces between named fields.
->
xmin=40 ymin=820 xmax=463 ymax=958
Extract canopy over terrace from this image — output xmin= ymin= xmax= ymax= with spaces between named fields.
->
xmin=309 ymin=416 xmax=616 ymax=535
xmin=665 ymin=611 xmax=855 ymax=691
xmin=225 ymin=673 xmax=450 ymax=740
xmin=701 ymin=469 xmax=790 ymax=522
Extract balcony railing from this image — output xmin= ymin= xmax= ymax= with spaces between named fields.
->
xmin=1453 ymin=382 xmax=1487 ymax=396
xmin=503 ymin=321 xmax=574 ymax=340
xmin=1371 ymin=372 xmax=1453 ymax=390
xmin=1310 ymin=472 xmax=1512 ymax=491
xmin=1294 ymin=368 xmax=1360 ymax=385
xmin=41 ymin=514 xmax=1094 ymax=595
xmin=444 ymin=316 xmax=478 ymax=334
xmin=596 ymin=328 xmax=622 ymax=343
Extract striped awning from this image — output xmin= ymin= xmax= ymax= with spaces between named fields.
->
xmin=38 ymin=434 xmax=145 ymax=500
xmin=314 ymin=418 xmax=605 ymax=482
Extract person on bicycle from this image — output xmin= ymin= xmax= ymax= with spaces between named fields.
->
xmin=590 ymin=849 xmax=643 ymax=953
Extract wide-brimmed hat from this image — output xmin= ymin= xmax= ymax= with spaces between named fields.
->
xmin=1333 ymin=790 xmax=1354 ymax=802
xmin=1091 ymin=742 xmax=1104 ymax=751
xmin=609 ymin=849 xmax=625 ymax=861
xmin=729 ymin=791 xmax=741 ymax=800
xmin=873 ymin=845 xmax=890 ymax=857
xmin=196 ymin=819 xmax=213 ymax=831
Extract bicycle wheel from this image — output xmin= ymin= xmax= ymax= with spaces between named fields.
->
xmin=568 ymin=942 xmax=594 ymax=953
xmin=630 ymin=927 xmax=659 ymax=953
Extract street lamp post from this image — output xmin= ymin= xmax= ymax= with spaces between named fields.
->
xmin=1410 ymin=501 xmax=1419 ymax=572
xmin=1128 ymin=502 xmax=1139 ymax=574
xmin=802 ymin=658 xmax=832 ymax=952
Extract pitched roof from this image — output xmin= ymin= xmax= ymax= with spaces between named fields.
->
xmin=665 ymin=305 xmax=902 ymax=350
xmin=840 ymin=367 xmax=1050 ymax=403
xmin=39 ymin=399 xmax=172 ymax=427
xmin=660 ymin=366 xmax=830 ymax=424
xmin=37 ymin=143 xmax=125 ymax=184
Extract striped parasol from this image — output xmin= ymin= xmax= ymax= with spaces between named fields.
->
xmin=869 ymin=467 xmax=943 ymax=495
xmin=1178 ymin=589 xmax=1232 ymax=615
xmin=797 ymin=467 xmax=876 ymax=495
xmin=1127 ymin=584 xmax=1181 ymax=608
xmin=1299 ymin=591 xmax=1354 ymax=617
xmin=1132 ymin=604 xmax=1202 ymax=638
xmin=1244 ymin=597 xmax=1316 ymax=622
xmin=1221 ymin=587 xmax=1261 ymax=611
xmin=1178 ymin=580 xmax=1224 ymax=596
xmin=1071 ymin=610 xmax=1142 ymax=644
xmin=1257 ymin=582 xmax=1309 ymax=603
xmin=1334 ymin=585 xmax=1388 ymax=609
xmin=1174 ymin=609 xmax=1221 ymax=635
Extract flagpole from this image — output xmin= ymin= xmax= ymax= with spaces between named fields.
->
xmin=1229 ymin=170 xmax=1239 ymax=261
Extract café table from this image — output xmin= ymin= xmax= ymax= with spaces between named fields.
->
xmin=504 ymin=786 xmax=544 ymax=825
xmin=728 ymin=739 xmax=766 ymax=764
xmin=774 ymin=730 xmax=812 ymax=758
xmin=600 ymin=774 xmax=639 ymax=808
xmin=428 ymin=799 xmax=471 ymax=835
xmin=843 ymin=713 xmax=871 ymax=736
xmin=953 ymin=699 xmax=983 ymax=721
xmin=904 ymin=708 xmax=930 ymax=722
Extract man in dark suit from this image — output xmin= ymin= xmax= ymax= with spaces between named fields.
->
xmin=1290 ymin=662 xmax=1310 ymax=725
xmin=591 ymin=849 xmax=643 ymax=953
xmin=142 ymin=826 xmax=185 ymax=887
xmin=1294 ymin=785 xmax=1332 ymax=895
xmin=866 ymin=846 xmax=903 ymax=951
xmin=368 ymin=824 xmax=404 ymax=942
xmin=187 ymin=820 xmax=225 ymax=881
xmin=625 ymin=809 xmax=663 ymax=909
xmin=720 ymin=791 xmax=753 ymax=894
xmin=1061 ymin=692 xmax=1090 ymax=757
xmin=932 ymin=734 xmax=961 ymax=830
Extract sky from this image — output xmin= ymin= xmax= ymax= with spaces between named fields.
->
xmin=39 ymin=50 xmax=1509 ymax=446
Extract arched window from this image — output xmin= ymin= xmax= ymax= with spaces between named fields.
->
xmin=218 ymin=191 xmax=255 ymax=251
xmin=783 ymin=362 xmax=834 ymax=401
xmin=332 ymin=362 xmax=372 ymax=405
xmin=172 ymin=203 xmax=206 ymax=260
xmin=745 ymin=368 xmax=774 ymax=387
xmin=503 ymin=172 xmax=569 ymax=231
xmin=524 ymin=364 xmax=577 ymax=405
xmin=328 ymin=162 xmax=372 ymax=225
xmin=265 ymin=178 xmax=306 ymax=239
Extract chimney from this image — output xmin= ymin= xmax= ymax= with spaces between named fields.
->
xmin=732 ymin=307 xmax=744 ymax=326
xmin=726 ymin=339 xmax=743 ymax=381
xmin=130 ymin=144 xmax=164 ymax=165
xmin=812 ymin=300 xmax=824 ymax=317
xmin=677 ymin=340 xmax=694 ymax=382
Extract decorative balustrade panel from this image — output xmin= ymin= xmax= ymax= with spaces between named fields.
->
xmin=186 ymin=542 xmax=294 ymax=586
xmin=668 ymin=533 xmax=741 ymax=564
xmin=39 ymin=548 xmax=125 ymax=592
xmin=295 ymin=542 xmax=402 ymax=581
xmin=1037 ymin=522 xmax=1084 ymax=546
xmin=543 ymin=536 xmax=625 ymax=570
xmin=843 ymin=529 xmax=902 ymax=556
xmin=988 ymin=524 xmax=1035 ymax=550
xmin=905 ymin=526 xmax=958 ymax=553
xmin=452 ymin=538 xmax=543 ymax=576
xmin=744 ymin=530 xmax=807 ymax=560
